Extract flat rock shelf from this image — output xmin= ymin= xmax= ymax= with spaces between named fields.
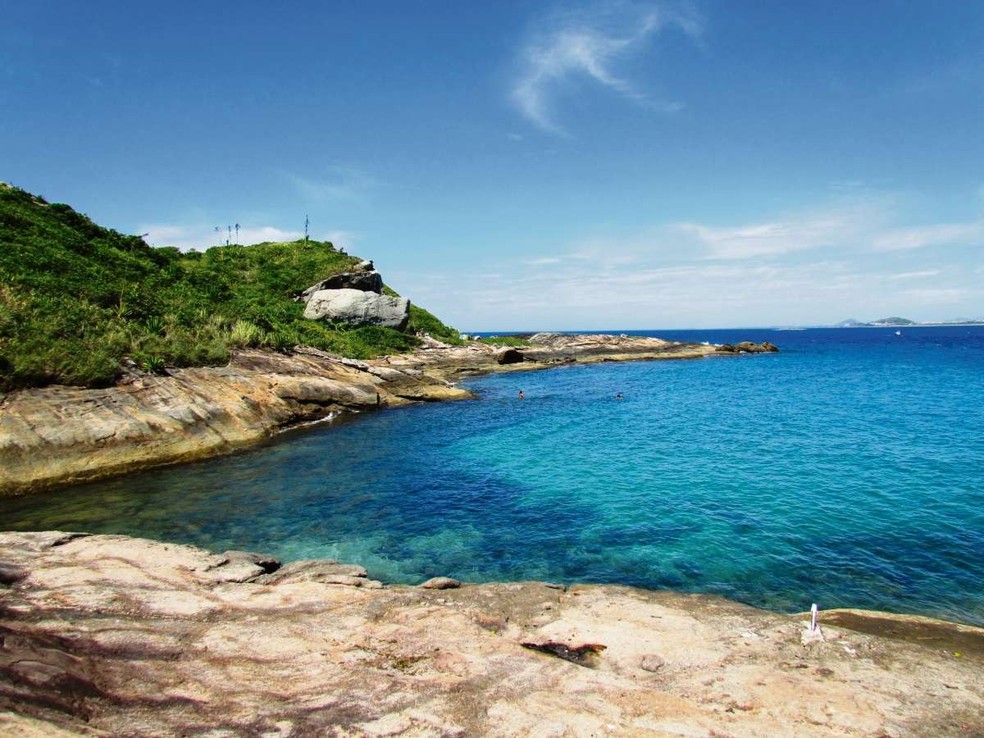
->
xmin=1 ymin=532 xmax=982 ymax=737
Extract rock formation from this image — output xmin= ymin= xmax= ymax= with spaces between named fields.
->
xmin=303 ymin=289 xmax=411 ymax=330
xmin=295 ymin=270 xmax=384 ymax=300
xmin=1 ymin=532 xmax=981 ymax=737
xmin=716 ymin=341 xmax=780 ymax=354
xmin=297 ymin=263 xmax=411 ymax=330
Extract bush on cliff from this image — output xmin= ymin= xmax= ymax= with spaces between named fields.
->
xmin=0 ymin=183 xmax=460 ymax=390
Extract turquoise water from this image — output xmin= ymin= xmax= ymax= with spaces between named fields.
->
xmin=2 ymin=326 xmax=983 ymax=625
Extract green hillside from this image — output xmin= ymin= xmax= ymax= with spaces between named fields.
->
xmin=0 ymin=183 xmax=459 ymax=390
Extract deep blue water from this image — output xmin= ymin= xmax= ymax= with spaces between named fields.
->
xmin=2 ymin=326 xmax=983 ymax=625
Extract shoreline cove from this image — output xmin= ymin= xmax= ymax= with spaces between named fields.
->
xmin=0 ymin=333 xmax=746 ymax=496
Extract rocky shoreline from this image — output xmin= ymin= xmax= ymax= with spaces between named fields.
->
xmin=0 ymin=333 xmax=774 ymax=496
xmin=1 ymin=532 xmax=981 ymax=737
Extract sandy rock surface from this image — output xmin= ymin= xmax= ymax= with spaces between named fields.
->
xmin=1 ymin=532 xmax=981 ymax=737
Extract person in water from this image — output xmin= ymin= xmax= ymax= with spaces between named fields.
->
xmin=615 ymin=392 xmax=623 ymax=400
xmin=518 ymin=390 xmax=525 ymax=399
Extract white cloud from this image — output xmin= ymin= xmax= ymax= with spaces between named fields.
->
xmin=511 ymin=2 xmax=700 ymax=134
xmin=140 ymin=224 xmax=302 ymax=251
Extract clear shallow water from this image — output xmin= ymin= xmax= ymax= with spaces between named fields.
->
xmin=3 ymin=326 xmax=983 ymax=625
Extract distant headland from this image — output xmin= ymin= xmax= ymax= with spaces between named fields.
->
xmin=835 ymin=316 xmax=984 ymax=328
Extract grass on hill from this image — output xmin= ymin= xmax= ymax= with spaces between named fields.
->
xmin=0 ymin=183 xmax=461 ymax=391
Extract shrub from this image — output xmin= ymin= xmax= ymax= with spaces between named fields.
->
xmin=229 ymin=320 xmax=265 ymax=348
xmin=0 ymin=183 xmax=458 ymax=389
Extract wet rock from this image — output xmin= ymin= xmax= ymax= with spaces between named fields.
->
xmin=716 ymin=341 xmax=779 ymax=354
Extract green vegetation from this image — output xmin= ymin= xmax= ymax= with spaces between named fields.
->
xmin=0 ymin=183 xmax=460 ymax=390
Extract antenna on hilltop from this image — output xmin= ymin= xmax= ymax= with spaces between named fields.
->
xmin=214 ymin=226 xmax=221 ymax=247
xmin=226 ymin=225 xmax=232 ymax=246
xmin=235 ymin=223 xmax=240 ymax=245
xmin=304 ymin=214 xmax=309 ymax=243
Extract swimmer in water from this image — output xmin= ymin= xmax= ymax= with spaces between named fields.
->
xmin=615 ymin=392 xmax=623 ymax=400
xmin=518 ymin=390 xmax=525 ymax=399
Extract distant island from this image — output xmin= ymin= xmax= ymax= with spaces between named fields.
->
xmin=835 ymin=317 xmax=984 ymax=328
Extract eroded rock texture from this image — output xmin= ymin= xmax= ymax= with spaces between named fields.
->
xmin=1 ymin=533 xmax=982 ymax=737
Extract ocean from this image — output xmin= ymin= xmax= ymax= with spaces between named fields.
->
xmin=3 ymin=326 xmax=983 ymax=625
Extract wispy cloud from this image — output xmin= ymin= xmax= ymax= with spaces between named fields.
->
xmin=287 ymin=164 xmax=376 ymax=205
xmin=871 ymin=221 xmax=984 ymax=252
xmin=409 ymin=193 xmax=984 ymax=329
xmin=511 ymin=1 xmax=701 ymax=134
xmin=884 ymin=270 xmax=941 ymax=281
xmin=673 ymin=201 xmax=892 ymax=260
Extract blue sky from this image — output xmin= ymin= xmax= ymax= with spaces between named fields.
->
xmin=3 ymin=1 xmax=983 ymax=330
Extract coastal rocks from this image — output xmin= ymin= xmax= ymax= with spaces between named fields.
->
xmin=1 ymin=532 xmax=982 ymax=738
xmin=255 ymin=560 xmax=382 ymax=588
xmin=522 ymin=332 xmax=718 ymax=363
xmin=495 ymin=347 xmax=525 ymax=365
xmin=0 ymin=334 xmax=772 ymax=496
xmin=303 ymin=288 xmax=410 ymax=330
xmin=419 ymin=576 xmax=462 ymax=590
xmin=716 ymin=341 xmax=779 ymax=354
xmin=0 ymin=349 xmax=471 ymax=495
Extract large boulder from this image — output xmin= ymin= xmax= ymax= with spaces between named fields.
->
xmin=495 ymin=347 xmax=525 ymax=365
xmin=303 ymin=288 xmax=410 ymax=330
xmin=296 ymin=270 xmax=384 ymax=302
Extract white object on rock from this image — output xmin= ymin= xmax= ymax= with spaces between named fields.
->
xmin=801 ymin=602 xmax=825 ymax=645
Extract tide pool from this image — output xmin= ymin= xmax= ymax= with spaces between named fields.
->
xmin=2 ymin=326 xmax=983 ymax=625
